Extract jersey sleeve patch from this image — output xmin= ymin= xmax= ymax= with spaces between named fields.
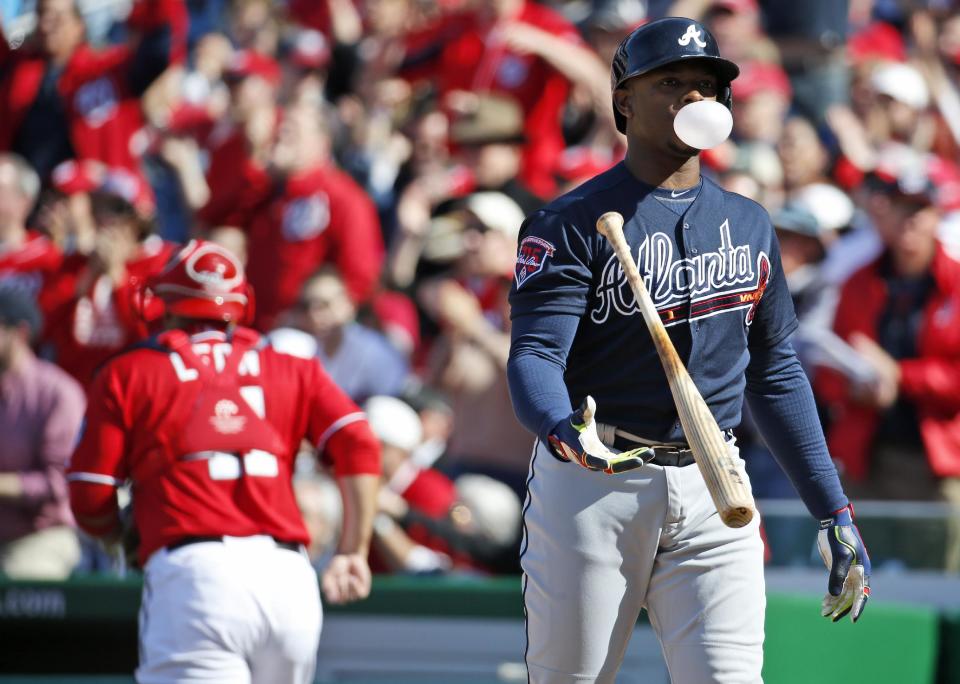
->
xmin=515 ymin=236 xmax=556 ymax=289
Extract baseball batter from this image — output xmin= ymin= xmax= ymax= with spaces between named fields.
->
xmin=507 ymin=18 xmax=870 ymax=683
xmin=67 ymin=240 xmax=380 ymax=684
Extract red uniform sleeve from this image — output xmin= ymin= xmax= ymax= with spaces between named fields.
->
xmin=328 ymin=175 xmax=384 ymax=304
xmin=304 ymin=359 xmax=381 ymax=476
xmin=67 ymin=365 xmax=130 ymax=536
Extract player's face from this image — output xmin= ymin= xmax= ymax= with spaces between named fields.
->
xmin=615 ymin=62 xmax=720 ymax=156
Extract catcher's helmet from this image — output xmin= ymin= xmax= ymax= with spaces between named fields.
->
xmin=611 ymin=17 xmax=740 ymax=133
xmin=147 ymin=240 xmax=253 ymax=324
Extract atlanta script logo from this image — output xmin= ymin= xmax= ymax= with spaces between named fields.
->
xmin=591 ymin=220 xmax=770 ymax=327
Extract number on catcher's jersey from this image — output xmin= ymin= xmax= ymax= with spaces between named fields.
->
xmin=196 ymin=450 xmax=279 ymax=480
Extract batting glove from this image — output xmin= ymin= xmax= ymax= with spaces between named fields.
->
xmin=547 ymin=396 xmax=653 ymax=475
xmin=817 ymin=504 xmax=871 ymax=623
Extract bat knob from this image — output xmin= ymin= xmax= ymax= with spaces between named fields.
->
xmin=596 ymin=212 xmax=624 ymax=238
xmin=722 ymin=507 xmax=754 ymax=528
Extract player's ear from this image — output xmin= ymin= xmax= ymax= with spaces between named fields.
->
xmin=613 ymin=88 xmax=632 ymax=121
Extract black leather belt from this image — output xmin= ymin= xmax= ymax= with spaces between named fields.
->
xmin=610 ymin=438 xmax=696 ymax=467
xmin=166 ymin=536 xmax=302 ymax=552
xmin=610 ymin=429 xmax=735 ymax=468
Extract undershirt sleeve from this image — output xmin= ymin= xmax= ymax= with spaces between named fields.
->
xmin=745 ymin=336 xmax=848 ymax=518
xmin=507 ymin=311 xmax=582 ymax=443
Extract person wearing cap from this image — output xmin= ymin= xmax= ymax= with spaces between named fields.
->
xmin=377 ymin=471 xmax=525 ymax=575
xmin=0 ymin=288 xmax=85 ymax=579
xmin=816 ymin=165 xmax=960 ymax=571
xmin=66 ymin=239 xmax=380 ymax=682
xmin=0 ymin=0 xmax=187 ymax=185
xmin=0 ymin=153 xmax=62 ymax=308
xmin=448 ymin=94 xmax=543 ymax=216
xmin=363 ymin=395 xmax=458 ymax=574
xmin=508 ymin=17 xmax=869 ymax=682
xmin=42 ymin=175 xmax=176 ymax=388
xmin=415 ymin=192 xmax=533 ymax=498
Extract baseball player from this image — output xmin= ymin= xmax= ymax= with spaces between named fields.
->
xmin=507 ymin=18 xmax=870 ymax=683
xmin=66 ymin=240 xmax=380 ymax=684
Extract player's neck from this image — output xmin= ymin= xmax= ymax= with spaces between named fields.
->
xmin=623 ymin=147 xmax=701 ymax=190
xmin=167 ymin=317 xmax=234 ymax=337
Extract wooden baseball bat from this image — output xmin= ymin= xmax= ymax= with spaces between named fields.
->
xmin=596 ymin=211 xmax=755 ymax=528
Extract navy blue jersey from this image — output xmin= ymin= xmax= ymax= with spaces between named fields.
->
xmin=509 ymin=162 xmax=797 ymax=442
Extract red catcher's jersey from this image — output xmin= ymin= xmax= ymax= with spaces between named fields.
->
xmin=68 ymin=327 xmax=370 ymax=565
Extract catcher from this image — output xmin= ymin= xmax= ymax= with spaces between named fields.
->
xmin=67 ymin=240 xmax=380 ymax=684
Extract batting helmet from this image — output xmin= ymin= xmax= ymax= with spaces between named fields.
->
xmin=146 ymin=240 xmax=253 ymax=324
xmin=611 ymin=17 xmax=740 ymax=133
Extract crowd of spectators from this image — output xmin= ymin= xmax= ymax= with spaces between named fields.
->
xmin=1 ymin=0 xmax=960 ymax=577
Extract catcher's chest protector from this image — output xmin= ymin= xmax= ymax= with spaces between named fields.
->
xmin=161 ymin=330 xmax=287 ymax=458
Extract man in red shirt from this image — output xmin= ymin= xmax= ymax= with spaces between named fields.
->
xmin=243 ymin=103 xmax=383 ymax=330
xmin=0 ymin=0 xmax=187 ymax=184
xmin=43 ymin=176 xmax=175 ymax=388
xmin=67 ymin=240 xmax=380 ymax=683
xmin=195 ymin=49 xmax=282 ymax=229
xmin=0 ymin=153 xmax=61 ymax=306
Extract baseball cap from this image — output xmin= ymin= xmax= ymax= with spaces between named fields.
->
xmin=51 ymin=159 xmax=104 ymax=195
xmin=453 ymin=474 xmax=521 ymax=548
xmin=790 ymin=183 xmax=855 ymax=232
xmin=0 ymin=287 xmax=42 ymax=339
xmin=772 ymin=204 xmax=821 ymax=239
xmin=53 ymin=160 xmax=156 ymax=219
xmin=463 ymin=192 xmax=524 ymax=240
xmin=226 ymin=50 xmax=282 ymax=87
xmin=290 ymin=29 xmax=331 ymax=70
xmin=866 ymin=164 xmax=937 ymax=206
xmin=449 ymin=94 xmax=525 ymax=147
xmin=364 ymin=396 xmax=423 ymax=452
xmin=847 ymin=21 xmax=907 ymax=65
xmin=870 ymin=62 xmax=929 ymax=110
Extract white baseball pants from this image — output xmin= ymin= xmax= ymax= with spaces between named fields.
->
xmin=522 ymin=439 xmax=765 ymax=683
xmin=136 ymin=535 xmax=322 ymax=684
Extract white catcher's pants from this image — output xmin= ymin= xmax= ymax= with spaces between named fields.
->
xmin=522 ymin=439 xmax=765 ymax=684
xmin=136 ymin=535 xmax=322 ymax=684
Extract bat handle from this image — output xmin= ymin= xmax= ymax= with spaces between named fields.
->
xmin=596 ymin=211 xmax=625 ymax=241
